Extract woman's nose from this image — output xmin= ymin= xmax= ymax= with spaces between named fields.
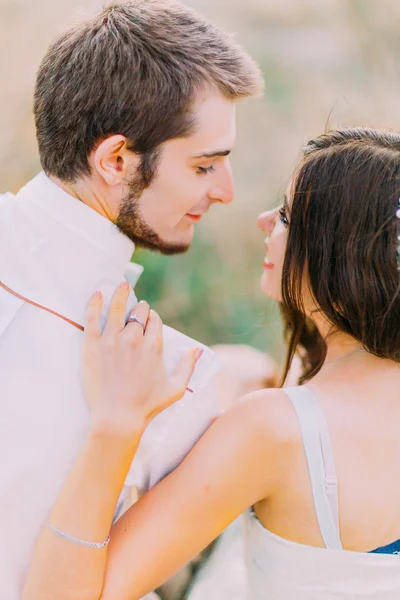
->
xmin=257 ymin=210 xmax=275 ymax=233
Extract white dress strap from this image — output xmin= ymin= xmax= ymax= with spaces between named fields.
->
xmin=283 ymin=386 xmax=342 ymax=550
xmin=310 ymin=391 xmax=340 ymax=535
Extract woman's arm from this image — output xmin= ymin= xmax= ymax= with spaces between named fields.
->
xmin=22 ymin=284 xmax=200 ymax=600
xmin=99 ymin=388 xmax=287 ymax=600
xmin=23 ymin=282 xmax=289 ymax=600
xmin=22 ymin=427 xmax=142 ymax=600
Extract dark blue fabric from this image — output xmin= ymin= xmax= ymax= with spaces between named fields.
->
xmin=369 ymin=538 xmax=400 ymax=555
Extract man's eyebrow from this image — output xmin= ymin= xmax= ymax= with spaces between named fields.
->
xmin=191 ymin=149 xmax=232 ymax=159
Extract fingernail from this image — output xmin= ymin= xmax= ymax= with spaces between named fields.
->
xmin=93 ymin=291 xmax=102 ymax=300
xmin=120 ymin=281 xmax=130 ymax=291
xmin=195 ymin=348 xmax=204 ymax=361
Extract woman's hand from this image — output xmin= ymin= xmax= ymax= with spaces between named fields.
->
xmin=82 ymin=282 xmax=201 ymax=437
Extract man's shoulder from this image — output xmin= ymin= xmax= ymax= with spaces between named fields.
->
xmin=0 ymin=191 xmax=16 ymax=210
xmin=0 ymin=191 xmax=15 ymax=201
xmin=0 ymin=191 xmax=19 ymax=230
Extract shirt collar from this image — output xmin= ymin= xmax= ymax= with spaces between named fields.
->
xmin=23 ymin=171 xmax=135 ymax=274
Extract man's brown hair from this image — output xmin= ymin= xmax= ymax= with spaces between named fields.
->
xmin=34 ymin=0 xmax=263 ymax=183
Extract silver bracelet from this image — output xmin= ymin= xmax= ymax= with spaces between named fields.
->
xmin=46 ymin=522 xmax=110 ymax=549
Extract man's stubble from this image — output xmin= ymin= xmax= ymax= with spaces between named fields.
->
xmin=116 ymin=151 xmax=190 ymax=256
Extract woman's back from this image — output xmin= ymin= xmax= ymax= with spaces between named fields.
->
xmin=245 ymin=511 xmax=400 ymax=599
xmin=246 ymin=353 xmax=400 ymax=598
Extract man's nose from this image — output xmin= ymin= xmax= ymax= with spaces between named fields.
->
xmin=208 ymin=163 xmax=234 ymax=205
xmin=209 ymin=185 xmax=234 ymax=205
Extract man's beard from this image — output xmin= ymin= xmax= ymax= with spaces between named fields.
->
xmin=115 ymin=152 xmax=190 ymax=256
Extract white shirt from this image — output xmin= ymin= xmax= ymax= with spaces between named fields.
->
xmin=0 ymin=173 xmax=220 ymax=600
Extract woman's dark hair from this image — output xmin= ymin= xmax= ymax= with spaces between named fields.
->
xmin=280 ymin=128 xmax=400 ymax=386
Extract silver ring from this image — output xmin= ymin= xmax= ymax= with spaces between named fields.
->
xmin=127 ymin=314 xmax=146 ymax=332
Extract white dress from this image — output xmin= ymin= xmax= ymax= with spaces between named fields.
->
xmin=189 ymin=386 xmax=400 ymax=599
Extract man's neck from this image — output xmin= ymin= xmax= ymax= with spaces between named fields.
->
xmin=49 ymin=175 xmax=117 ymax=223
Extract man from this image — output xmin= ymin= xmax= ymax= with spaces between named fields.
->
xmin=0 ymin=1 xmax=263 ymax=598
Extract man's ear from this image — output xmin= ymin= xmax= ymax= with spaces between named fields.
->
xmin=91 ymin=135 xmax=141 ymax=185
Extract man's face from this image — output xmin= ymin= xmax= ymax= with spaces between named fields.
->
xmin=116 ymin=90 xmax=236 ymax=254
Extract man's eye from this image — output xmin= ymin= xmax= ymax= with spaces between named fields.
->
xmin=279 ymin=207 xmax=289 ymax=226
xmin=197 ymin=164 xmax=216 ymax=175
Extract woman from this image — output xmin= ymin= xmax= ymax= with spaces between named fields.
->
xmin=23 ymin=128 xmax=400 ymax=599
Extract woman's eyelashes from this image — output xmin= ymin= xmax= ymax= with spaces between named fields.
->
xmin=279 ymin=206 xmax=289 ymax=226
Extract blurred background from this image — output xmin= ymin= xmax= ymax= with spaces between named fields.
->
xmin=2 ymin=0 xmax=400 ymax=362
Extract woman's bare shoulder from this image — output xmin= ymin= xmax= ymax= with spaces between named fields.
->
xmin=220 ymin=387 xmax=302 ymax=449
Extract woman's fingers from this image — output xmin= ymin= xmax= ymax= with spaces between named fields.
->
xmin=84 ymin=291 xmax=103 ymax=340
xmin=143 ymin=310 xmax=164 ymax=352
xmin=143 ymin=310 xmax=202 ymax=397
xmin=82 ymin=284 xmax=208 ymax=432
xmin=123 ymin=301 xmax=150 ymax=339
xmin=103 ymin=282 xmax=131 ymax=337
xmin=171 ymin=348 xmax=203 ymax=398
